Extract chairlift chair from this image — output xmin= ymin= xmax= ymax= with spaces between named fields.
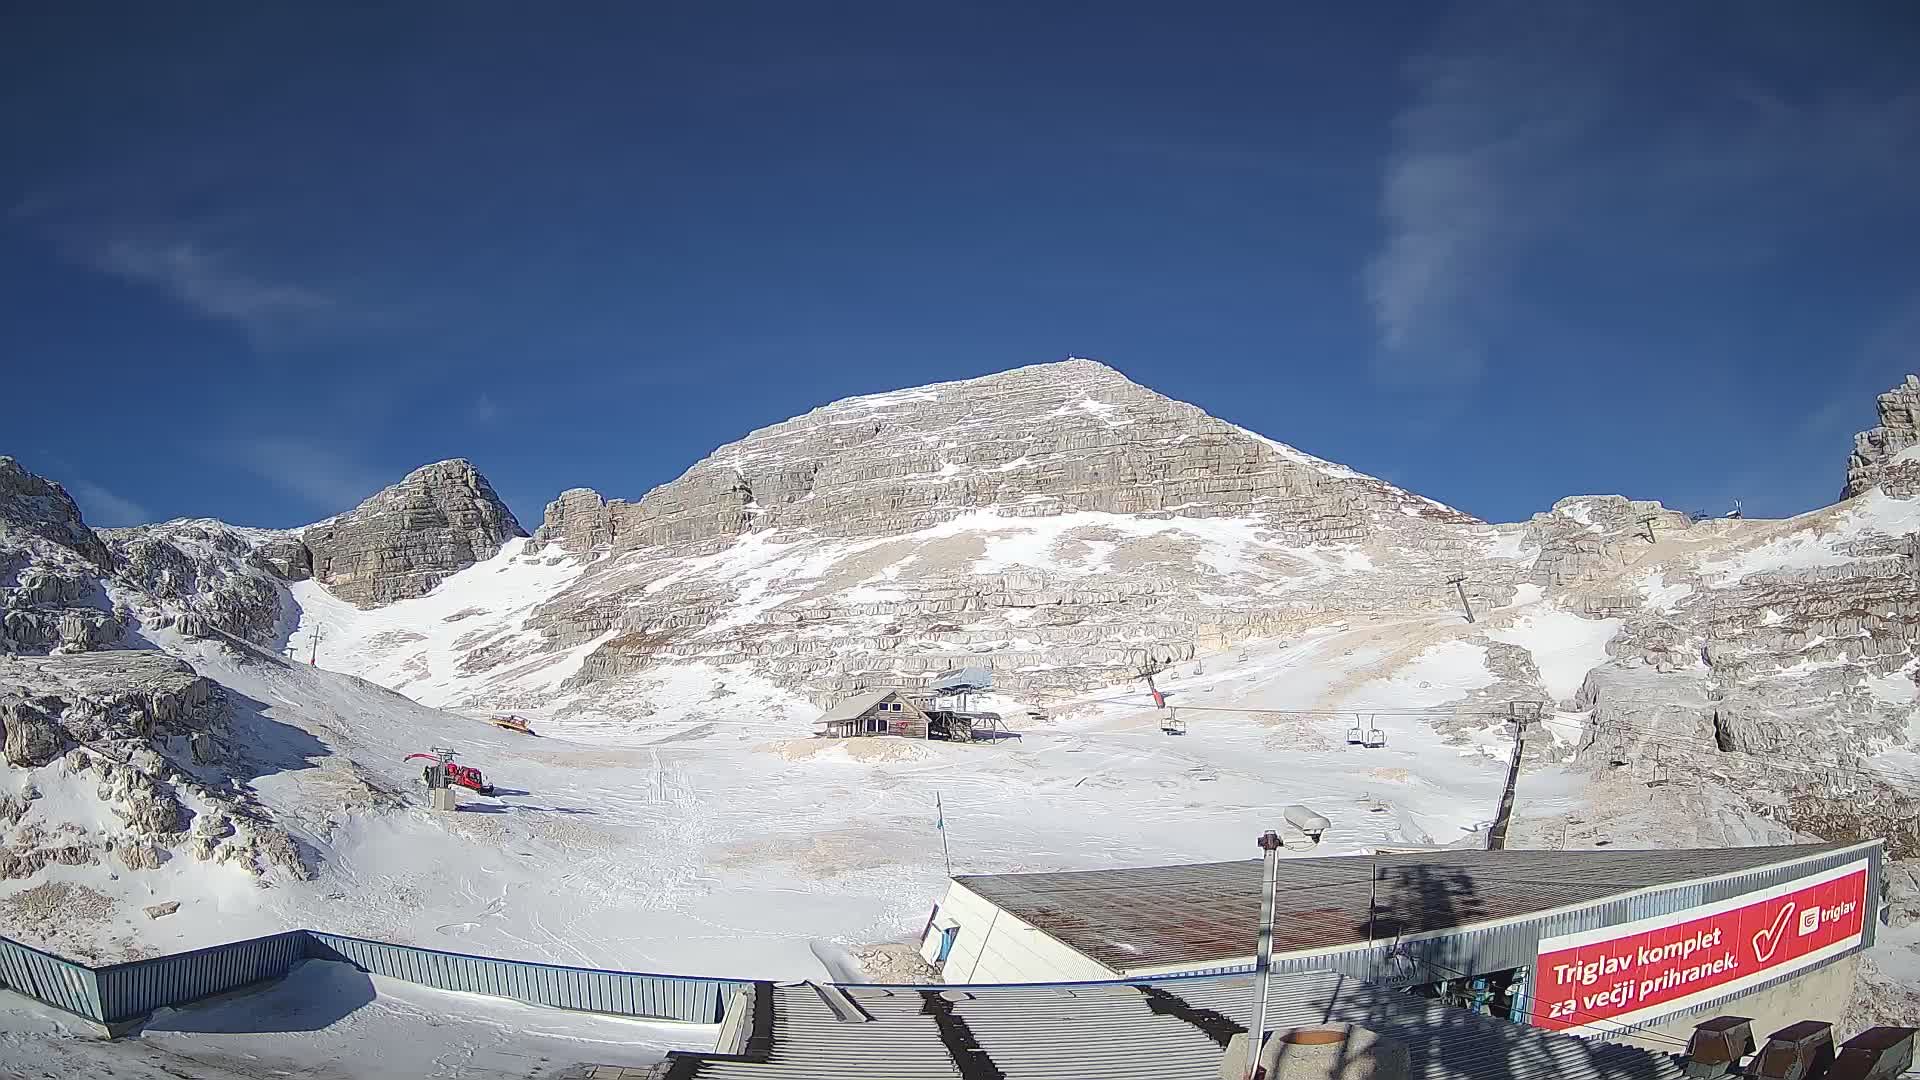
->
xmin=1160 ymin=708 xmax=1186 ymax=736
xmin=1346 ymin=717 xmax=1386 ymax=747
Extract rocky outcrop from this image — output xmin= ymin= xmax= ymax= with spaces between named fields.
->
xmin=105 ymin=520 xmax=293 ymax=644
xmin=1843 ymin=375 xmax=1920 ymax=498
xmin=304 ymin=459 xmax=525 ymax=608
xmin=0 ymin=648 xmax=310 ymax=885
xmin=1523 ymin=496 xmax=1693 ymax=589
xmin=0 ymin=457 xmax=112 ymax=571
xmin=1 ymin=695 xmax=64 ymax=766
xmin=252 ymin=535 xmax=313 ymax=581
xmin=1 ymin=457 xmax=120 ymax=654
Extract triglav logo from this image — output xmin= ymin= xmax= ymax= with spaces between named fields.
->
xmin=1751 ymin=904 xmax=1795 ymax=964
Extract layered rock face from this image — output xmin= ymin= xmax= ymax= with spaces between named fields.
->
xmin=535 ymin=359 xmax=1475 ymax=554
xmin=1562 ymin=487 xmax=1920 ymax=853
xmin=0 ymin=456 xmax=120 ymax=653
xmin=0 ymin=458 xmax=112 ymax=570
xmin=1843 ymin=374 xmax=1920 ymax=498
xmin=303 ymin=459 xmax=525 ymax=608
xmin=506 ymin=360 xmax=1514 ymax=702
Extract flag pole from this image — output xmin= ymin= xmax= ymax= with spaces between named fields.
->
xmin=937 ymin=792 xmax=953 ymax=878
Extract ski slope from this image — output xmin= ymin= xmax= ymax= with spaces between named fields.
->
xmin=6 ymin=598 xmax=1591 ymax=983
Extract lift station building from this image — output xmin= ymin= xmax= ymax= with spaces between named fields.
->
xmin=921 ymin=841 xmax=1883 ymax=1047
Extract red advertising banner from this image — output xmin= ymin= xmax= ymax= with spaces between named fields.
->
xmin=1533 ymin=860 xmax=1868 ymax=1032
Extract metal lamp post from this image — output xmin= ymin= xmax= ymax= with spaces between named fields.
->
xmin=1246 ymin=830 xmax=1283 ymax=1080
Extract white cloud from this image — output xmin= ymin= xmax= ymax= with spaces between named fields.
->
xmin=470 ymin=394 xmax=501 ymax=424
xmin=1363 ymin=7 xmax=1919 ymax=391
xmin=68 ymin=481 xmax=151 ymax=527
xmin=1364 ymin=5 xmax=1605 ymax=388
xmin=88 ymin=234 xmax=331 ymax=338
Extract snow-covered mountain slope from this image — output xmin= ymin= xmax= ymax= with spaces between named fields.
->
xmin=5 ymin=363 xmax=1920 ymax=990
xmin=5 ymin=612 xmax=1551 ymax=978
xmin=287 ymin=360 xmax=1532 ymax=720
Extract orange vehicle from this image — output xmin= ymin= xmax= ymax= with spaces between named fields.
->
xmin=487 ymin=715 xmax=536 ymax=736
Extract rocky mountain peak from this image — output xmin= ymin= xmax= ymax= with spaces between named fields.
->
xmin=533 ymin=359 xmax=1474 ymax=555
xmin=301 ymin=458 xmax=526 ymax=608
xmin=1843 ymin=374 xmax=1920 ymax=499
xmin=0 ymin=456 xmax=113 ymax=572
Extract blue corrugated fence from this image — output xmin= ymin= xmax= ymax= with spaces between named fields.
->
xmin=0 ymin=928 xmax=746 ymax=1028
xmin=305 ymin=931 xmax=746 ymax=1023
xmin=94 ymin=930 xmax=308 ymax=1023
xmin=0 ymin=933 xmax=102 ymax=1021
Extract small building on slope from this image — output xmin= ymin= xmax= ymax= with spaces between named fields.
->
xmin=813 ymin=689 xmax=930 ymax=739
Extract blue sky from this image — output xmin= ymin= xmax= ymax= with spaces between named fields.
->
xmin=4 ymin=2 xmax=1917 ymax=530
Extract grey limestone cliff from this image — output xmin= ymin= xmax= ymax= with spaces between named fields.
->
xmin=303 ymin=459 xmax=526 ymax=608
xmin=1844 ymin=374 xmax=1920 ymax=499
xmin=533 ymin=359 xmax=1477 ymax=555
xmin=507 ymin=359 xmax=1506 ymax=700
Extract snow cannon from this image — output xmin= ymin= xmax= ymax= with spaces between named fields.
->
xmin=1284 ymin=804 xmax=1330 ymax=844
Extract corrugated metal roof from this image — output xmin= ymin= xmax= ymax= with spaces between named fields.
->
xmin=671 ymin=970 xmax=1687 ymax=1078
xmin=931 ymin=667 xmax=993 ymax=693
xmin=817 ymin=690 xmax=896 ymax=724
xmin=955 ymin=843 xmax=1854 ymax=973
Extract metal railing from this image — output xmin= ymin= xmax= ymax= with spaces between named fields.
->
xmin=306 ymin=931 xmax=745 ymax=1023
xmin=0 ymin=927 xmax=747 ymax=1027
xmin=0 ymin=933 xmax=102 ymax=1020
xmin=94 ymin=930 xmax=308 ymax=1024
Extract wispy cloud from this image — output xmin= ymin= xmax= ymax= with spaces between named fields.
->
xmin=13 ymin=195 xmax=338 ymax=343
xmin=1365 ymin=4 xmax=1608 ymax=388
xmin=85 ymin=232 xmax=333 ymax=340
xmin=216 ymin=436 xmax=389 ymax=514
xmin=469 ymin=394 xmax=501 ymax=424
xmin=68 ymin=480 xmax=151 ymax=527
xmin=1364 ymin=6 xmax=1920 ymax=391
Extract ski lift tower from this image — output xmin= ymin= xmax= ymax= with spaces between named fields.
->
xmin=930 ymin=666 xmax=993 ymax=712
xmin=425 ymin=746 xmax=457 ymax=812
xmin=1445 ymin=575 xmax=1476 ymax=624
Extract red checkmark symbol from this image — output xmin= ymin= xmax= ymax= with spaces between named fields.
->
xmin=1752 ymin=903 xmax=1796 ymax=963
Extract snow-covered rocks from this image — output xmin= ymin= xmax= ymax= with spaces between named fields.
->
xmin=106 ymin=519 xmax=293 ymax=645
xmin=0 ymin=456 xmax=121 ymax=654
xmin=1 ymin=695 xmax=64 ymax=766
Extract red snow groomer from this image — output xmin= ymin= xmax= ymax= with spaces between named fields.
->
xmin=406 ymin=753 xmax=495 ymax=796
